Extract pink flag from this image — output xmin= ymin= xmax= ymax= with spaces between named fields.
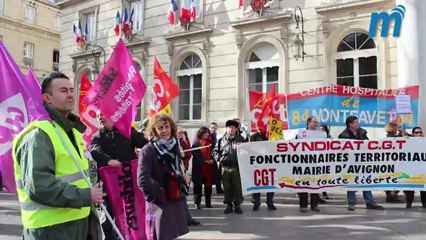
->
xmin=98 ymin=160 xmax=146 ymax=240
xmin=84 ymin=39 xmax=146 ymax=138
xmin=0 ymin=42 xmax=49 ymax=193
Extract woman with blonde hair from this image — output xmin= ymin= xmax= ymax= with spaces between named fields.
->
xmin=137 ymin=114 xmax=188 ymax=240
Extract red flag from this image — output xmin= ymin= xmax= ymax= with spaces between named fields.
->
xmin=239 ymin=0 xmax=244 ymax=8
xmin=150 ymin=56 xmax=180 ymax=116
xmin=79 ymin=73 xmax=92 ymax=115
xmin=257 ymin=83 xmax=277 ymax=131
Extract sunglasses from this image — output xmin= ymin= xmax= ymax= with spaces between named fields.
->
xmin=414 ymin=131 xmax=423 ymax=134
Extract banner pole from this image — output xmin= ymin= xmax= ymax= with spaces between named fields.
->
xmin=246 ymin=87 xmax=251 ymax=142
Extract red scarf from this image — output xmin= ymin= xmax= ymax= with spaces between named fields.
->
xmin=199 ymin=138 xmax=211 ymax=161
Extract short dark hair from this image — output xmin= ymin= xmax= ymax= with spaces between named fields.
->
xmin=412 ymin=127 xmax=422 ymax=134
xmin=41 ymin=72 xmax=70 ymax=94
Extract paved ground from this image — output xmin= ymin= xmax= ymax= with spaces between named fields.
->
xmin=1 ymin=190 xmax=426 ymax=240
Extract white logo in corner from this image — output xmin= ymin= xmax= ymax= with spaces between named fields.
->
xmin=0 ymin=94 xmax=29 ymax=155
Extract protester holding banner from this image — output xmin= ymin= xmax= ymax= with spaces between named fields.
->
xmin=137 ymin=114 xmax=188 ymax=240
xmin=404 ymin=127 xmax=426 ymax=208
xmin=251 ymin=126 xmax=277 ymax=211
xmin=297 ymin=117 xmax=322 ymax=213
xmin=177 ymin=127 xmax=191 ymax=170
xmin=338 ymin=115 xmax=384 ymax=211
xmin=90 ymin=111 xmax=148 ymax=239
xmin=192 ymin=127 xmax=215 ymax=209
xmin=213 ymin=119 xmax=245 ymax=214
xmin=383 ymin=122 xmax=403 ymax=203
xmin=13 ymin=72 xmax=103 ymax=240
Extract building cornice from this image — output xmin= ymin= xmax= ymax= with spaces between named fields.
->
xmin=34 ymin=0 xmax=60 ymax=9
xmin=125 ymin=38 xmax=151 ymax=49
xmin=315 ymin=0 xmax=392 ymax=15
xmin=0 ymin=16 xmax=59 ymax=37
xmin=163 ymin=27 xmax=213 ymax=42
xmin=231 ymin=11 xmax=292 ymax=29
xmin=57 ymin=0 xmax=89 ymax=9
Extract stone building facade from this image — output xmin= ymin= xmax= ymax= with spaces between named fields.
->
xmin=57 ymin=0 xmax=426 ymax=137
xmin=0 ymin=0 xmax=60 ymax=80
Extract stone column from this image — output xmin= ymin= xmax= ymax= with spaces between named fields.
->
xmin=397 ymin=0 xmax=426 ymax=128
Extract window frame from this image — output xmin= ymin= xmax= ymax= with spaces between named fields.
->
xmin=123 ymin=0 xmax=145 ymax=35
xmin=53 ymin=49 xmax=60 ymax=71
xmin=23 ymin=42 xmax=34 ymax=66
xmin=334 ymin=32 xmax=378 ymax=88
xmin=25 ymin=5 xmax=37 ymax=24
xmin=79 ymin=6 xmax=98 ymax=44
xmin=0 ymin=0 xmax=4 ymax=15
xmin=176 ymin=54 xmax=203 ymax=121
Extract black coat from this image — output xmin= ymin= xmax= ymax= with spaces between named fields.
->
xmin=90 ymin=127 xmax=148 ymax=167
xmin=338 ymin=127 xmax=369 ymax=140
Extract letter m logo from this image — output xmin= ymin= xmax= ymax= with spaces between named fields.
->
xmin=368 ymin=5 xmax=406 ymax=37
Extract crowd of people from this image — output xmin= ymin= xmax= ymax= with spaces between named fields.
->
xmin=11 ymin=71 xmax=426 ymax=240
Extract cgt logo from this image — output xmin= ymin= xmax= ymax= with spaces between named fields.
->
xmin=368 ymin=5 xmax=406 ymax=37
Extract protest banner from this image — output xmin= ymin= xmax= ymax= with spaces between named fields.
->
xmin=286 ymin=85 xmax=419 ymax=129
xmin=0 ymin=41 xmax=49 ymax=192
xmin=98 ymin=160 xmax=146 ymax=240
xmin=79 ymin=73 xmax=99 ymax=144
xmin=238 ymin=138 xmax=426 ymax=194
xmin=84 ymin=39 xmax=146 ymax=138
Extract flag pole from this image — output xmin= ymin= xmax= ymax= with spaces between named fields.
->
xmin=246 ymin=87 xmax=251 ymax=142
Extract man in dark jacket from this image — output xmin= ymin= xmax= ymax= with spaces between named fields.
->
xmin=338 ymin=115 xmax=384 ymax=211
xmin=213 ymin=119 xmax=245 ymax=214
xmin=90 ymin=112 xmax=148 ymax=239
xmin=251 ymin=125 xmax=277 ymax=211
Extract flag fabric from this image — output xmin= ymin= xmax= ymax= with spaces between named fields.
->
xmin=122 ymin=8 xmax=131 ymax=37
xmin=269 ymin=117 xmax=283 ymax=140
xmin=84 ymin=39 xmax=146 ymax=138
xmin=79 ymin=73 xmax=100 ymax=144
xmin=129 ymin=8 xmax=134 ymax=30
xmin=0 ymin=42 xmax=50 ymax=193
xmin=150 ymin=56 xmax=180 ymax=116
xmin=190 ymin=0 xmax=196 ymax=20
xmin=159 ymin=104 xmax=173 ymax=115
xmin=180 ymin=0 xmax=192 ymax=25
xmin=257 ymin=83 xmax=277 ymax=131
xmin=168 ymin=0 xmax=179 ymax=25
xmin=77 ymin=20 xmax=83 ymax=42
xmin=84 ymin=20 xmax=89 ymax=39
xmin=239 ymin=0 xmax=244 ymax=8
xmin=114 ymin=11 xmax=121 ymax=35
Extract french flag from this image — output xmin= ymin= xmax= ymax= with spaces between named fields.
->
xmin=168 ymin=0 xmax=179 ymax=25
xmin=180 ymin=0 xmax=191 ymax=25
xmin=114 ymin=11 xmax=121 ymax=35
xmin=73 ymin=21 xmax=82 ymax=43
xmin=190 ymin=0 xmax=196 ymax=20
xmin=122 ymin=8 xmax=129 ymax=33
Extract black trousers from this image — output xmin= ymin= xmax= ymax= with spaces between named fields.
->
xmin=298 ymin=193 xmax=320 ymax=208
xmin=404 ymin=191 xmax=426 ymax=206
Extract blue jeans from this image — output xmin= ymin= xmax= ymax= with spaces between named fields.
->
xmin=252 ymin=192 xmax=274 ymax=206
xmin=347 ymin=191 xmax=376 ymax=205
xmin=182 ymin=195 xmax=192 ymax=224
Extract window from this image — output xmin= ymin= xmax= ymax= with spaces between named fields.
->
xmin=0 ymin=0 xmax=4 ymax=15
xmin=176 ymin=54 xmax=202 ymax=121
xmin=25 ymin=5 xmax=36 ymax=24
xmin=123 ymin=0 xmax=144 ymax=34
xmin=335 ymin=32 xmax=377 ymax=89
xmin=193 ymin=0 xmax=203 ymax=21
xmin=53 ymin=50 xmax=59 ymax=71
xmin=23 ymin=43 xmax=34 ymax=66
xmin=246 ymin=44 xmax=279 ymax=92
xmin=82 ymin=12 xmax=97 ymax=42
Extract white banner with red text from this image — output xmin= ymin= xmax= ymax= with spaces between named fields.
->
xmin=237 ymin=138 xmax=426 ymax=194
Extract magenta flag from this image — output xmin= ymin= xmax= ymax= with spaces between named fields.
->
xmin=0 ymin=42 xmax=49 ymax=193
xmin=99 ymin=160 xmax=146 ymax=240
xmin=84 ymin=39 xmax=146 ymax=138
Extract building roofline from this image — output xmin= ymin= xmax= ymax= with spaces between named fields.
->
xmin=57 ymin=0 xmax=88 ymax=9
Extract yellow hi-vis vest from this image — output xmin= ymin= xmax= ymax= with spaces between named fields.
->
xmin=13 ymin=120 xmax=91 ymax=229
